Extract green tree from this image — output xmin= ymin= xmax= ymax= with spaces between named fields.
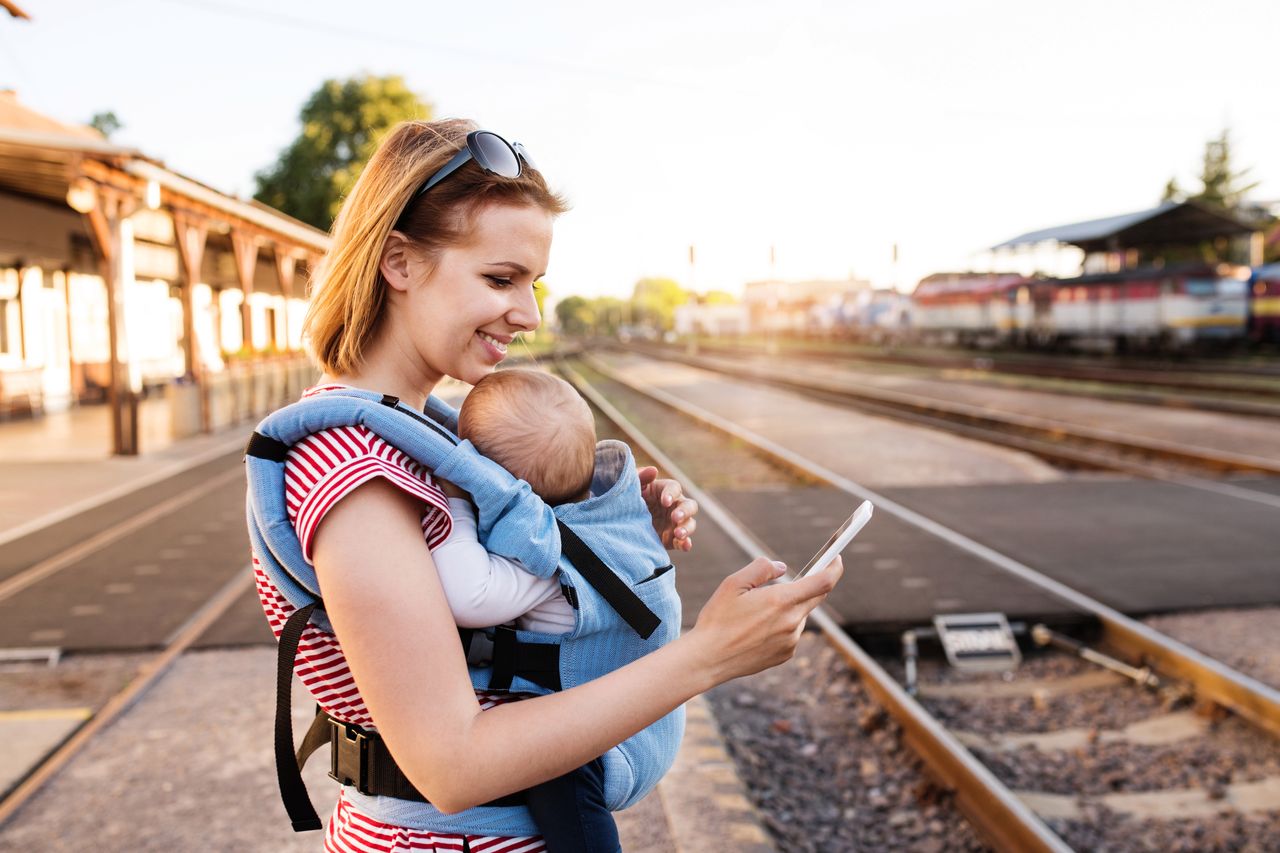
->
xmin=534 ymin=281 xmax=550 ymax=324
xmin=1160 ymin=176 xmax=1183 ymax=204
xmin=555 ymin=295 xmax=596 ymax=337
xmin=593 ymin=297 xmax=626 ymax=335
xmin=254 ymin=75 xmax=431 ymax=229
xmin=89 ymin=111 xmax=122 ymax=139
xmin=1194 ymin=128 xmax=1258 ymax=210
xmin=630 ymin=277 xmax=688 ymax=332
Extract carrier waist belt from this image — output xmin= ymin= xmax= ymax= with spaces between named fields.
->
xmin=296 ymin=709 xmax=526 ymax=807
xmin=276 ymin=603 xmax=542 ymax=829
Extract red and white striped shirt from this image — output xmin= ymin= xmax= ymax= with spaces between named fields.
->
xmin=254 ymin=385 xmax=545 ymax=850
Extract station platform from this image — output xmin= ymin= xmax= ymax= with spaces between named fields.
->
xmin=0 ymin=648 xmax=772 ymax=852
xmin=0 ymin=396 xmax=249 ymax=545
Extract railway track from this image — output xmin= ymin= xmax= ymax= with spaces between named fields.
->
xmin=0 ymin=450 xmax=256 ymax=824
xmin=678 ymin=340 xmax=1280 ymax=401
xmin=618 ymin=343 xmax=1280 ymax=513
xmin=562 ymin=354 xmax=1280 ymax=851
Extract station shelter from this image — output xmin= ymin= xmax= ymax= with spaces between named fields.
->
xmin=989 ymin=200 xmax=1260 ymax=276
xmin=0 ymin=91 xmax=330 ymax=454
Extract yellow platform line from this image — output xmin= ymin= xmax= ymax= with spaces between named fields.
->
xmin=0 ymin=708 xmax=92 ymax=723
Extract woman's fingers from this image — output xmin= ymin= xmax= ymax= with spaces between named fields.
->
xmin=672 ymin=496 xmax=697 ymax=523
xmin=672 ymin=506 xmax=697 ymax=551
xmin=727 ymin=556 xmax=788 ymax=592
xmin=778 ymin=556 xmax=843 ymax=608
xmin=689 ymin=554 xmax=843 ymax=683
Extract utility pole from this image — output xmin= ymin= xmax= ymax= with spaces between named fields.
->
xmin=687 ymin=244 xmax=698 ymax=355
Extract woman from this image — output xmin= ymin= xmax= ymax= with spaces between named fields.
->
xmin=256 ymin=118 xmax=842 ymax=851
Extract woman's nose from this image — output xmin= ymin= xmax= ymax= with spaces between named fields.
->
xmin=509 ymin=286 xmax=542 ymax=332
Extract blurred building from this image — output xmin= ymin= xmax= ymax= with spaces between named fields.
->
xmin=0 ymin=91 xmax=329 ymax=451
xmin=742 ymin=276 xmax=872 ymax=335
xmin=673 ymin=300 xmax=749 ymax=337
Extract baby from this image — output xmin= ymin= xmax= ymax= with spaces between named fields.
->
xmin=432 ymin=368 xmax=596 ymax=635
xmin=432 ymin=367 xmax=638 ymax=853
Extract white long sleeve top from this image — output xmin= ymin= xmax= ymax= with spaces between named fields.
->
xmin=431 ymin=497 xmax=577 ymax=635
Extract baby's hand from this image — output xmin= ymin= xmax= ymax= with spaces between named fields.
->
xmin=638 ymin=466 xmax=698 ymax=552
xmin=436 ymin=479 xmax=470 ymax=501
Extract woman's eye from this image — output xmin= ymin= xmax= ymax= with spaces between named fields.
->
xmin=484 ymin=275 xmax=514 ymax=288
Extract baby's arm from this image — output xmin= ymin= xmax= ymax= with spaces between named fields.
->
xmin=432 ymin=497 xmax=564 ymax=628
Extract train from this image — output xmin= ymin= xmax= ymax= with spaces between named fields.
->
xmin=907 ymin=263 xmax=1280 ymax=352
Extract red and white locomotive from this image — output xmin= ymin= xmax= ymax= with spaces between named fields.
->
xmin=1249 ymin=263 xmax=1280 ymax=344
xmin=910 ymin=264 xmax=1254 ymax=351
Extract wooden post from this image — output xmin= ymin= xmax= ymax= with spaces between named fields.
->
xmin=273 ymin=248 xmax=296 ymax=351
xmin=85 ymin=189 xmax=139 ymax=456
xmin=172 ymin=212 xmax=208 ymax=378
xmin=173 ymin=210 xmax=210 ymax=431
xmin=231 ymin=230 xmax=259 ymax=353
xmin=13 ymin=259 xmax=26 ymax=361
xmin=62 ymin=267 xmax=80 ymax=401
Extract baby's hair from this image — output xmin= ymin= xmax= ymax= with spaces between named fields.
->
xmin=459 ymin=369 xmax=596 ymax=505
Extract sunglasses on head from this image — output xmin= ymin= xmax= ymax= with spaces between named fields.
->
xmin=410 ymin=130 xmax=536 ymax=201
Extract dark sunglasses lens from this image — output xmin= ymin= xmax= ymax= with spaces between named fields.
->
xmin=472 ymin=132 xmax=521 ymax=178
xmin=513 ymin=142 xmax=537 ymax=172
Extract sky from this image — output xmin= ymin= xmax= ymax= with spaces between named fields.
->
xmin=3 ymin=0 xmax=1279 ymax=300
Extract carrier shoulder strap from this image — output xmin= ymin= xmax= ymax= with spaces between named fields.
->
xmin=556 ymin=519 xmax=661 ymax=640
xmin=276 ymin=602 xmax=323 ymax=831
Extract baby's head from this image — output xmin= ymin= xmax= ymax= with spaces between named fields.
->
xmin=458 ymin=369 xmax=597 ymax=504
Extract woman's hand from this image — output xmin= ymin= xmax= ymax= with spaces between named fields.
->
xmin=637 ymin=466 xmax=698 ymax=552
xmin=685 ymin=555 xmax=843 ymax=686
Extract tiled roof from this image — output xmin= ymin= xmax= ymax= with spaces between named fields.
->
xmin=0 ymin=90 xmax=102 ymax=140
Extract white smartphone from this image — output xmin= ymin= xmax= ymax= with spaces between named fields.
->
xmin=792 ymin=500 xmax=874 ymax=579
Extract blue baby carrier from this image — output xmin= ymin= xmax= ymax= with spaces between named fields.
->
xmin=244 ymin=387 xmax=684 ymax=835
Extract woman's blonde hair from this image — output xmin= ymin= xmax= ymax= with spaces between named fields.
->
xmin=304 ymin=119 xmax=569 ymax=375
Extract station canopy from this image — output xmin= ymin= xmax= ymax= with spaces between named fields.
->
xmin=992 ymin=200 xmax=1255 ymax=253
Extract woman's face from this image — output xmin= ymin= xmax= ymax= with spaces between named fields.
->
xmin=396 ymin=202 xmax=553 ymax=386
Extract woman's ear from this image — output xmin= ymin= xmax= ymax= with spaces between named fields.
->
xmin=379 ymin=231 xmax=418 ymax=293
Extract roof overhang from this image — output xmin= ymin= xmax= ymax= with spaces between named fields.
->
xmin=993 ymin=201 xmax=1255 ymax=253
xmin=0 ymin=127 xmax=328 ymax=254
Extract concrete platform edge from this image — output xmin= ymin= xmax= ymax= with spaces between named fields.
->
xmin=655 ymin=694 xmax=775 ymax=852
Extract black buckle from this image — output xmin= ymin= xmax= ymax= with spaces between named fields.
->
xmin=328 ymin=718 xmax=370 ymax=793
xmin=462 ymin=629 xmax=495 ymax=667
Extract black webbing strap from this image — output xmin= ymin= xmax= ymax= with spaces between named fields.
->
xmin=277 ymin=602 xmax=323 ymax=831
xmin=490 ymin=625 xmax=517 ymax=691
xmin=296 ymin=706 xmax=330 ymax=769
xmin=278 ymin=606 xmax=535 ymax=830
xmin=246 ymin=431 xmax=290 ymax=462
xmin=556 ymin=520 xmax=661 ymax=640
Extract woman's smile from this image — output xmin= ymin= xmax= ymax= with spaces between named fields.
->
xmin=476 ymin=330 xmax=512 ymax=360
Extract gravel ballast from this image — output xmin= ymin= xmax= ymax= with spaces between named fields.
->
xmin=707 ymin=633 xmax=989 ymax=852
